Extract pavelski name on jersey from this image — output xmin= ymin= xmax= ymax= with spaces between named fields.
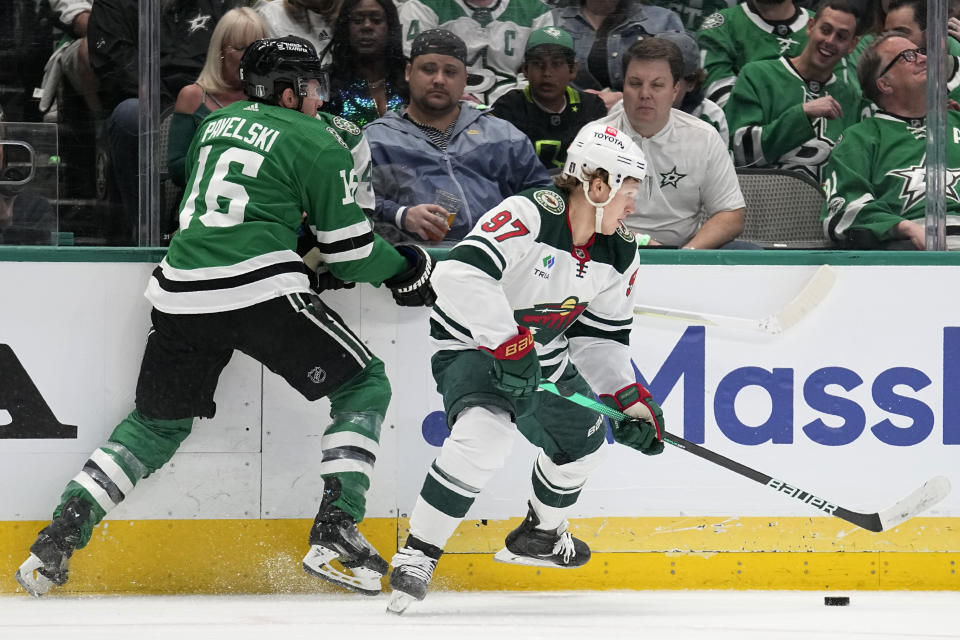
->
xmin=199 ymin=116 xmax=281 ymax=153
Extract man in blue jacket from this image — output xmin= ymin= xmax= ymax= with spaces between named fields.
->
xmin=364 ymin=29 xmax=552 ymax=244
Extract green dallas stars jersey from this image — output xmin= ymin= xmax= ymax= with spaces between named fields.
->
xmin=648 ymin=0 xmax=735 ymax=32
xmin=697 ymin=1 xmax=811 ymax=108
xmin=821 ymin=111 xmax=960 ymax=247
xmin=726 ymin=56 xmax=867 ymax=183
xmin=399 ymin=0 xmax=554 ymax=106
xmin=429 ymin=186 xmax=643 ymax=392
xmin=146 ymin=101 xmax=405 ymax=314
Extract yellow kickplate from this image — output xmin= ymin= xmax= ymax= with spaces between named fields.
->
xmin=2 ymin=517 xmax=957 ymax=595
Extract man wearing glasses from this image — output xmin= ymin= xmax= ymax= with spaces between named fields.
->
xmin=821 ymin=32 xmax=960 ymax=249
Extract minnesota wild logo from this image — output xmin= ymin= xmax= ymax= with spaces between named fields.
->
xmin=533 ymin=189 xmax=566 ymax=215
xmin=515 ymin=297 xmax=586 ymax=344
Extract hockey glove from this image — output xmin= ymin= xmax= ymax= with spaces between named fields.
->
xmin=384 ymin=244 xmax=436 ymax=307
xmin=599 ymin=383 xmax=664 ymax=456
xmin=480 ymin=326 xmax=540 ymax=399
xmin=298 ymin=226 xmax=355 ymax=292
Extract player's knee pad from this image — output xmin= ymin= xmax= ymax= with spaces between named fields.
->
xmin=328 ymin=357 xmax=391 ymax=418
xmin=107 ymin=409 xmax=194 ymax=474
xmin=434 ymin=406 xmax=516 ymax=489
xmin=535 ymin=444 xmax=608 ymax=491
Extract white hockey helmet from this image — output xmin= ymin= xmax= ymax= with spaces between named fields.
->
xmin=563 ymin=123 xmax=647 ymax=232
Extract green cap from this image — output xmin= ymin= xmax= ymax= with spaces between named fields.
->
xmin=524 ymin=26 xmax=575 ymax=56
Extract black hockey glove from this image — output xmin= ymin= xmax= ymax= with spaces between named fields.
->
xmin=599 ymin=383 xmax=665 ymax=456
xmin=384 ymin=244 xmax=436 ymax=307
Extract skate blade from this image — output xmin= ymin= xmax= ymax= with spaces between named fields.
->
xmin=386 ymin=591 xmax=416 ymax=615
xmin=492 ymin=547 xmax=582 ymax=569
xmin=15 ymin=554 xmax=55 ymax=597
xmin=302 ymin=545 xmax=383 ymax=596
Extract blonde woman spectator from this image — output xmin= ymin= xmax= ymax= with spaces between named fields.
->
xmin=254 ymin=0 xmax=342 ymax=62
xmin=168 ymin=7 xmax=269 ymax=188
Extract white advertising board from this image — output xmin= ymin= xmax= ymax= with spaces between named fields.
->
xmin=1 ymin=261 xmax=956 ymax=522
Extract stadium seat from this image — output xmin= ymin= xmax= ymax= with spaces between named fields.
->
xmin=734 ymin=168 xmax=835 ymax=249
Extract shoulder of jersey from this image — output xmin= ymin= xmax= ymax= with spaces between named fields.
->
xmin=699 ymin=8 xmax=731 ymax=30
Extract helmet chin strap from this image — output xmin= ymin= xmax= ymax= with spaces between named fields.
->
xmin=581 ymin=180 xmax=622 ymax=234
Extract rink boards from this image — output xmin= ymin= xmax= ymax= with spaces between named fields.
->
xmin=1 ymin=248 xmax=958 ymax=594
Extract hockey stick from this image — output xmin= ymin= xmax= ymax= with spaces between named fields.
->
xmin=633 ymin=264 xmax=837 ymax=334
xmin=539 ymin=381 xmax=951 ymax=532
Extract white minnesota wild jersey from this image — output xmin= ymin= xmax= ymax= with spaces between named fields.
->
xmin=399 ymin=0 xmax=553 ymax=105
xmin=429 ymin=186 xmax=643 ymax=392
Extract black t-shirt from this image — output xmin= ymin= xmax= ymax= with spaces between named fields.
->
xmin=490 ymin=87 xmax=607 ymax=170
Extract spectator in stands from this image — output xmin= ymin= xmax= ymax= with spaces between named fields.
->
xmin=254 ymin=0 xmax=342 ymax=63
xmin=0 ymin=1 xmax=52 ymax=122
xmin=489 ymin=26 xmax=607 ymax=171
xmin=655 ymin=29 xmax=730 ymax=145
xmin=697 ymin=0 xmax=813 ymax=108
xmin=646 ymin=0 xmax=737 ymax=32
xmin=552 ymin=0 xmax=684 ymax=110
xmin=168 ymin=7 xmax=269 ymax=188
xmin=951 ymin=0 xmax=960 ymax=21
xmin=0 ymin=108 xmax=56 ymax=245
xmin=591 ymin=37 xmax=748 ymax=249
xmin=822 ymin=33 xmax=960 ymax=249
xmin=399 ymin=0 xmax=554 ymax=106
xmin=884 ymin=0 xmax=960 ymax=99
xmin=41 ymin=1 xmax=100 ymax=116
xmin=364 ymin=29 xmax=551 ymax=243
xmin=87 ymin=0 xmax=242 ymax=243
xmin=321 ymin=0 xmax=408 ymax=127
xmin=726 ymin=0 xmax=865 ymax=183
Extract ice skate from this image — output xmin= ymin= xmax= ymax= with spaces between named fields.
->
xmin=15 ymin=497 xmax=90 ymax=597
xmin=386 ymin=537 xmax=442 ymax=615
xmin=493 ymin=501 xmax=590 ymax=568
xmin=302 ymin=478 xmax=388 ymax=595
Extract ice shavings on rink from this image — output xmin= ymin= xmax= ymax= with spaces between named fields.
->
xmin=2 ymin=590 xmax=959 ymax=640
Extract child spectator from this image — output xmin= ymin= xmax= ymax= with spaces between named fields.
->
xmin=489 ymin=26 xmax=607 ymax=171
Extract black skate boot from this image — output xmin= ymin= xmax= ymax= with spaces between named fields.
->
xmin=15 ymin=497 xmax=92 ymax=596
xmin=493 ymin=501 xmax=591 ymax=568
xmin=302 ymin=477 xmax=388 ymax=595
xmin=386 ymin=535 xmax=443 ymax=615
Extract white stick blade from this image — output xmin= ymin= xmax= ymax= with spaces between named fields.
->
xmin=769 ymin=264 xmax=837 ymax=333
xmin=878 ymin=475 xmax=952 ymax=531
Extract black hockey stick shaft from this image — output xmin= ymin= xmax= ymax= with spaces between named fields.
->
xmin=539 ymin=382 xmax=883 ymax=531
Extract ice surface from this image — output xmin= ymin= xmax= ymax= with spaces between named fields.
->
xmin=2 ymin=590 xmax=958 ymax=640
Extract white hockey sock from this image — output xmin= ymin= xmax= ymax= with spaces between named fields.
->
xmin=529 ymin=446 xmax=607 ymax=531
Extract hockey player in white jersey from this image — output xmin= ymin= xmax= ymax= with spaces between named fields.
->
xmin=386 ymin=123 xmax=666 ymax=614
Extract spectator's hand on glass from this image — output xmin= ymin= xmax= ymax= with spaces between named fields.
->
xmin=405 ymin=204 xmax=451 ymax=242
xmin=949 ymin=99 xmax=960 ymax=112
xmin=949 ymin=17 xmax=960 ymax=43
xmin=585 ymin=89 xmax=624 ymax=111
xmin=802 ymin=96 xmax=843 ymax=120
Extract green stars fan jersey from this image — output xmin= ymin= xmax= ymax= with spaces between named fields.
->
xmin=821 ymin=111 xmax=960 ymax=246
xmin=697 ymin=2 xmax=811 ymax=108
xmin=399 ymin=0 xmax=554 ymax=106
xmin=429 ymin=186 xmax=643 ymax=394
xmin=648 ymin=0 xmax=735 ymax=31
xmin=146 ymin=101 xmax=405 ymax=314
xmin=726 ymin=56 xmax=866 ymax=183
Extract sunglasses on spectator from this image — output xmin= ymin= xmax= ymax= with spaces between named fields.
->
xmin=877 ymin=47 xmax=925 ymax=78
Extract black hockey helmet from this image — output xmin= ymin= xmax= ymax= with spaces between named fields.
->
xmin=239 ymin=36 xmax=329 ymax=105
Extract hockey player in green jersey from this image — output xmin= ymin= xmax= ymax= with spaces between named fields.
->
xmin=15 ymin=36 xmax=436 ymax=598
xmin=726 ymin=0 xmax=866 ymax=183
xmin=385 ymin=123 xmax=665 ymax=614
xmin=822 ymin=32 xmax=960 ymax=248
xmin=698 ymin=0 xmax=813 ymax=108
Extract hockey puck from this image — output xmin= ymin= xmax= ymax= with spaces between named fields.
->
xmin=824 ymin=596 xmax=850 ymax=606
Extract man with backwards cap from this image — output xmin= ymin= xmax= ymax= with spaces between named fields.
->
xmin=386 ymin=122 xmax=666 ymax=614
xmin=490 ymin=25 xmax=608 ymax=171
xmin=365 ymin=28 xmax=551 ymax=244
